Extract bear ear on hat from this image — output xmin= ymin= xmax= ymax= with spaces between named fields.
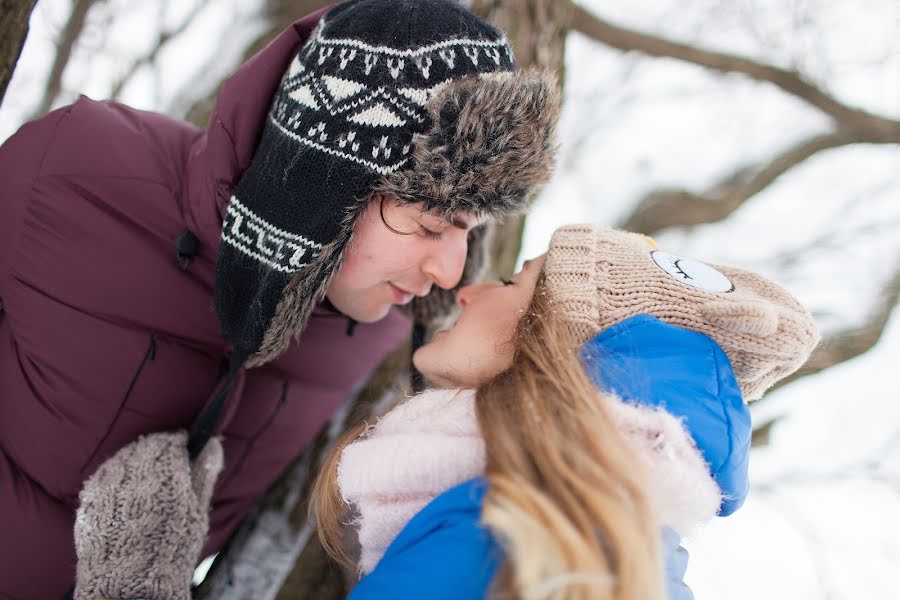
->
xmin=700 ymin=300 xmax=780 ymax=337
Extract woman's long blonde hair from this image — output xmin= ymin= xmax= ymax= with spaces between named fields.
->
xmin=312 ymin=275 xmax=664 ymax=599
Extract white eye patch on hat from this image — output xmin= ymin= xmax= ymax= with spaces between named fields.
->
xmin=651 ymin=251 xmax=734 ymax=293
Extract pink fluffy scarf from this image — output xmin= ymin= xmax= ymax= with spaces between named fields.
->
xmin=337 ymin=387 xmax=720 ymax=575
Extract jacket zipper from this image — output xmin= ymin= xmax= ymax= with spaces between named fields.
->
xmin=82 ymin=334 xmax=158 ymax=472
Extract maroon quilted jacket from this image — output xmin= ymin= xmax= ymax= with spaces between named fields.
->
xmin=0 ymin=8 xmax=409 ymax=598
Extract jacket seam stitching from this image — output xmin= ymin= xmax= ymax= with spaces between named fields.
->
xmin=2 ymin=105 xmax=76 ymax=313
xmin=709 ymin=340 xmax=734 ymax=481
xmin=80 ymin=333 xmax=157 ymax=473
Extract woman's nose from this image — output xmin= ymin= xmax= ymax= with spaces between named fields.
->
xmin=455 ymin=282 xmax=494 ymax=309
xmin=455 ymin=284 xmax=476 ymax=309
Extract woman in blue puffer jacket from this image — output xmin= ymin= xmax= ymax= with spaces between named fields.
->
xmin=313 ymin=226 xmax=819 ymax=600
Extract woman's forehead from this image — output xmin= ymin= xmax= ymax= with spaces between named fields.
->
xmin=521 ymin=254 xmax=547 ymax=273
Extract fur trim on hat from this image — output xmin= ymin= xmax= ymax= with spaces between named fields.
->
xmin=602 ymin=393 xmax=722 ymax=537
xmin=381 ymin=68 xmax=561 ymax=328
xmin=374 ymin=68 xmax=560 ymax=218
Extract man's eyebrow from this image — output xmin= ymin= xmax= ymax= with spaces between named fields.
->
xmin=449 ymin=216 xmax=471 ymax=230
xmin=423 ymin=210 xmax=476 ymax=230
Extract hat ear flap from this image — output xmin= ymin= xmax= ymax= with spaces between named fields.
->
xmin=701 ymin=300 xmax=779 ymax=337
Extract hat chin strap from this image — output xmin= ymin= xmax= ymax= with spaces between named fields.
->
xmin=187 ymin=349 xmax=248 ymax=461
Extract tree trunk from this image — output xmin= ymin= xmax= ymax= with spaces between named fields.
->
xmin=472 ymin=0 xmax=570 ymax=278
xmin=0 ymin=0 xmax=39 ymax=109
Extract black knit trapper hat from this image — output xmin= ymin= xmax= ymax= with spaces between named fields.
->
xmin=213 ymin=0 xmax=561 ymax=368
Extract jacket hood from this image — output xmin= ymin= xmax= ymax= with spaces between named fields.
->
xmin=581 ymin=314 xmax=752 ymax=516
xmin=183 ymin=7 xmax=330 ymax=258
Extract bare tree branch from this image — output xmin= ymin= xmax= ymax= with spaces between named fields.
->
xmin=777 ymin=266 xmax=900 ymax=389
xmin=562 ymin=0 xmax=900 ymax=141
xmin=619 ymin=130 xmax=874 ymax=234
xmin=31 ymin=0 xmax=101 ymax=120
xmin=751 ymin=221 xmax=898 ymax=445
xmin=771 ymin=213 xmax=900 ymax=270
xmin=561 ymin=3 xmax=900 ymax=238
xmin=108 ymin=0 xmax=210 ymax=101
xmin=182 ymin=0 xmax=332 ymax=126
xmin=746 ymin=255 xmax=900 ymax=449
xmin=751 ymin=418 xmax=778 ymax=447
xmin=0 ymin=0 xmax=39 ymax=109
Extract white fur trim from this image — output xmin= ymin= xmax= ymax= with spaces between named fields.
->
xmin=602 ymin=393 xmax=722 ymax=536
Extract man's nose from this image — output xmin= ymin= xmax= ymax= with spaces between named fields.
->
xmin=422 ymin=234 xmax=469 ymax=291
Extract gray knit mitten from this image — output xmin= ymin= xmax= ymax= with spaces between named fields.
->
xmin=74 ymin=431 xmax=224 ymax=600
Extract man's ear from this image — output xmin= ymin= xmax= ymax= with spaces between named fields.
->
xmin=700 ymin=300 xmax=779 ymax=337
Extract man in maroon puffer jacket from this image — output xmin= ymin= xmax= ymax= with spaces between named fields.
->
xmin=0 ymin=1 xmax=560 ymax=598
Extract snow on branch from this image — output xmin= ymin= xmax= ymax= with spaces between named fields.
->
xmin=619 ymin=131 xmax=871 ymax=234
xmin=562 ymin=0 xmax=900 ymax=140
xmin=562 ymin=1 xmax=900 ymax=239
xmin=109 ymin=0 xmax=211 ymax=101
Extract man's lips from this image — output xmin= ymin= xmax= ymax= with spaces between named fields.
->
xmin=387 ymin=282 xmax=415 ymax=305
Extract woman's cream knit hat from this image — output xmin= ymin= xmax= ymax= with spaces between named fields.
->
xmin=542 ymin=225 xmax=820 ymax=401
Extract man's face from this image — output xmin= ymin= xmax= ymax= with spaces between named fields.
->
xmin=326 ymin=195 xmax=484 ymax=322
